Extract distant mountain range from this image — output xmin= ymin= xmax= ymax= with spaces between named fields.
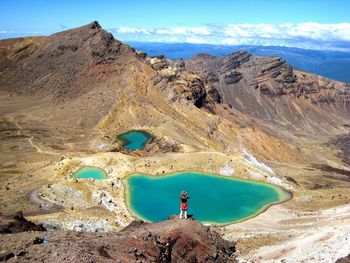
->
xmin=127 ymin=42 xmax=350 ymax=83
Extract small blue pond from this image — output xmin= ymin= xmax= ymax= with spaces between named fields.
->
xmin=73 ymin=167 xmax=107 ymax=180
xmin=118 ymin=130 xmax=151 ymax=150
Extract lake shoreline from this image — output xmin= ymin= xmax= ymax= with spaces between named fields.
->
xmin=72 ymin=166 xmax=108 ymax=180
xmin=123 ymin=171 xmax=292 ymax=226
xmin=116 ymin=130 xmax=152 ymax=150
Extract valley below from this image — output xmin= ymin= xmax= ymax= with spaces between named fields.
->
xmin=0 ymin=21 xmax=350 ymax=262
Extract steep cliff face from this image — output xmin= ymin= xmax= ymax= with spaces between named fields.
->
xmin=187 ymin=51 xmax=350 ymax=137
xmin=146 ymin=55 xmax=222 ymax=112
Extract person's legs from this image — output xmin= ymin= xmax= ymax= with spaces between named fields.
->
xmin=184 ymin=210 xmax=187 ymax=219
xmin=180 ymin=209 xmax=183 ymax=219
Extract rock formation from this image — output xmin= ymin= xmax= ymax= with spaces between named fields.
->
xmin=187 ymin=51 xmax=350 ymax=137
xmin=0 ymin=216 xmax=237 ymax=262
xmin=0 ymin=211 xmax=46 ymax=234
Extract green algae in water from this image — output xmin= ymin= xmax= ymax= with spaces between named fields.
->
xmin=73 ymin=167 xmax=107 ymax=180
xmin=118 ymin=130 xmax=151 ymax=150
xmin=125 ymin=172 xmax=290 ymax=225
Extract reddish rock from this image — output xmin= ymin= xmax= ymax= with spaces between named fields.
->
xmin=0 ymin=218 xmax=237 ymax=263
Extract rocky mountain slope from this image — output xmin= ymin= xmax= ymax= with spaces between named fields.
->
xmin=0 ymin=21 xmax=147 ymax=129
xmin=187 ymin=51 xmax=350 ymax=139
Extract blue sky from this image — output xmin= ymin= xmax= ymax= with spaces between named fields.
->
xmin=1 ymin=0 xmax=350 ymax=50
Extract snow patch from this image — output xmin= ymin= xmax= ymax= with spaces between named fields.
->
xmin=243 ymin=149 xmax=275 ymax=175
xmin=243 ymin=148 xmax=293 ymax=190
xmin=249 ymin=171 xmax=264 ymax=180
xmin=267 ymin=176 xmax=294 ymax=191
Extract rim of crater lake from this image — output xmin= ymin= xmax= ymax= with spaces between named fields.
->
xmin=122 ymin=170 xmax=293 ymax=226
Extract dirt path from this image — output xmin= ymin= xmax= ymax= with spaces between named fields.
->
xmin=29 ymin=190 xmax=56 ymax=211
xmin=26 ymin=189 xmax=61 ymax=217
xmin=15 ymin=122 xmax=62 ymax=156
xmin=0 ymin=190 xmax=61 ymax=218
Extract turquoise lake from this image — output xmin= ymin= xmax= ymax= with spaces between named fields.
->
xmin=118 ymin=130 xmax=151 ymax=150
xmin=125 ymin=172 xmax=290 ymax=225
xmin=73 ymin=166 xmax=107 ymax=180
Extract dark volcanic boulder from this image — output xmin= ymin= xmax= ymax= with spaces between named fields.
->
xmin=0 ymin=211 xmax=46 ymax=234
xmin=336 ymin=253 xmax=350 ymax=263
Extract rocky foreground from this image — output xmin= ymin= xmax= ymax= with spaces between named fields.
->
xmin=0 ymin=213 xmax=237 ymax=262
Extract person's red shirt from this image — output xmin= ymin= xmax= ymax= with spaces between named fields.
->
xmin=181 ymin=201 xmax=188 ymax=210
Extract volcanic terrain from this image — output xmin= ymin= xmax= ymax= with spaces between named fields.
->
xmin=0 ymin=21 xmax=350 ymax=262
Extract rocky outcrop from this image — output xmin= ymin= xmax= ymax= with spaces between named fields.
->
xmin=118 ymin=218 xmax=237 ymax=262
xmin=0 ymin=217 xmax=237 ymax=263
xmin=336 ymin=253 xmax=350 ymax=263
xmin=0 ymin=211 xmax=46 ymax=234
xmin=221 ymin=51 xmax=252 ymax=73
xmin=223 ymin=71 xmax=243 ymax=85
xmin=144 ymin=137 xmax=180 ymax=153
xmin=147 ymin=54 xmax=223 ymax=111
xmin=330 ymin=133 xmax=350 ymax=166
xmin=187 ymin=51 xmax=299 ymax=99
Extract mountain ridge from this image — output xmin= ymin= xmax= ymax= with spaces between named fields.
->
xmin=185 ymin=49 xmax=350 ymax=139
xmin=128 ymin=41 xmax=350 ymax=83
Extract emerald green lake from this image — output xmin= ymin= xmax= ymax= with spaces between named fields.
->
xmin=125 ymin=172 xmax=290 ymax=225
xmin=73 ymin=167 xmax=107 ymax=180
xmin=118 ymin=130 xmax=151 ymax=150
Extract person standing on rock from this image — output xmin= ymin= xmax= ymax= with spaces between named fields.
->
xmin=179 ymin=191 xmax=190 ymax=219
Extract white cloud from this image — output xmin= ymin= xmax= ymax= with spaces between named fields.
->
xmin=0 ymin=30 xmax=16 ymax=34
xmin=0 ymin=30 xmax=43 ymax=34
xmin=156 ymin=27 xmax=211 ymax=35
xmin=222 ymin=23 xmax=350 ymax=42
xmin=113 ymin=22 xmax=350 ymax=51
xmin=154 ymin=27 xmax=211 ymax=35
xmin=116 ymin=26 xmax=151 ymax=35
xmin=185 ymin=37 xmax=209 ymax=44
xmin=115 ymin=26 xmax=210 ymax=36
xmin=189 ymin=27 xmax=211 ymax=35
